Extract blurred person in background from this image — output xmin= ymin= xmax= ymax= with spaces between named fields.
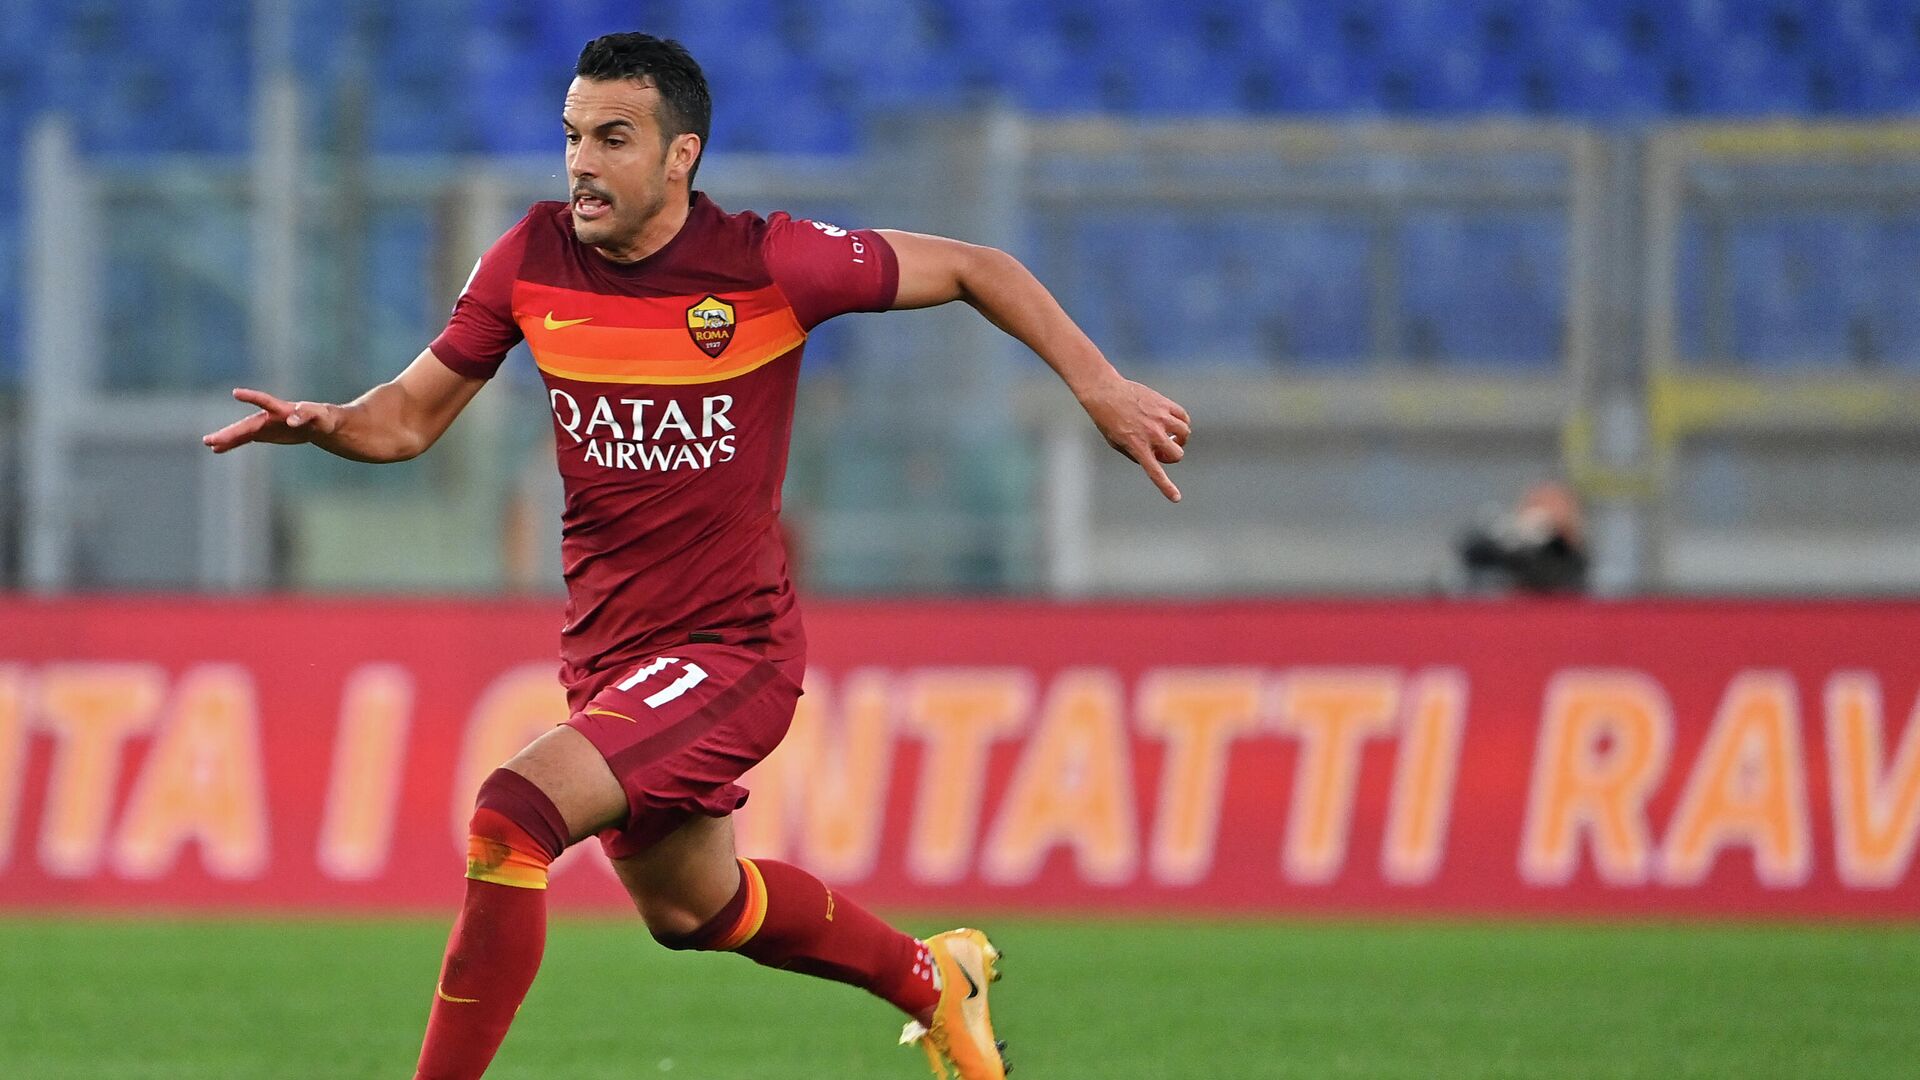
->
xmin=201 ymin=31 xmax=1189 ymax=1080
xmin=1458 ymin=480 xmax=1589 ymax=594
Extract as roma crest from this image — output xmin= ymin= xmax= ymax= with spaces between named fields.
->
xmin=686 ymin=295 xmax=736 ymax=358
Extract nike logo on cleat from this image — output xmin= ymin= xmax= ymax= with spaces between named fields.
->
xmin=543 ymin=312 xmax=593 ymax=330
xmin=960 ymin=964 xmax=981 ymax=1000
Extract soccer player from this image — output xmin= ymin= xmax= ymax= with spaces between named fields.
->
xmin=203 ymin=32 xmax=1189 ymax=1080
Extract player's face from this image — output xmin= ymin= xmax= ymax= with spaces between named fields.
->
xmin=562 ymin=77 xmax=696 ymax=258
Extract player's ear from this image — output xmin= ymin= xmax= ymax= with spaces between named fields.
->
xmin=667 ymin=132 xmax=702 ymax=183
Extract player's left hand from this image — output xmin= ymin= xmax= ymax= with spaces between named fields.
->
xmin=201 ymin=387 xmax=341 ymax=453
xmin=1076 ymin=376 xmax=1191 ymax=502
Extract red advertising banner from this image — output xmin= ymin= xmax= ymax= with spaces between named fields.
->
xmin=1 ymin=597 xmax=1917 ymax=916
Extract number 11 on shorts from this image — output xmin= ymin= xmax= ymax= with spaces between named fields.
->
xmin=615 ymin=656 xmax=710 ymax=708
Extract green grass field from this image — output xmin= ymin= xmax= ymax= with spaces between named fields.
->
xmin=3 ymin=916 xmax=1916 ymax=1079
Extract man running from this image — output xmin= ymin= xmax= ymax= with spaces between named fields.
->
xmin=203 ymin=32 xmax=1189 ymax=1080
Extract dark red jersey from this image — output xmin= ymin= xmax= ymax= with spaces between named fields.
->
xmin=430 ymin=194 xmax=897 ymax=686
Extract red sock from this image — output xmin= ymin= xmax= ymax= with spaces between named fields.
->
xmin=414 ymin=770 xmax=570 ymax=1080
xmin=657 ymin=857 xmax=941 ymax=1020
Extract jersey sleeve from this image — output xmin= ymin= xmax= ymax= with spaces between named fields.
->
xmin=760 ymin=214 xmax=900 ymax=330
xmin=428 ymin=214 xmax=532 ymax=379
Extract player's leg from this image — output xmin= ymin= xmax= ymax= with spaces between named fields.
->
xmin=413 ymin=726 xmax=625 ymax=1080
xmin=612 ymin=812 xmax=940 ymax=1019
xmin=613 ymin=815 xmax=1012 ymax=1080
xmin=573 ymin=643 xmax=1012 ymax=1078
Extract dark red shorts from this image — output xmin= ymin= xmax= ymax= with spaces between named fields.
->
xmin=564 ymin=644 xmax=803 ymax=860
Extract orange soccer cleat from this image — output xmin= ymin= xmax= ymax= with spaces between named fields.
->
xmin=899 ymin=928 xmax=1011 ymax=1079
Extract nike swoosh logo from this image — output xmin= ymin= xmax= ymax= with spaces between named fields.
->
xmin=959 ymin=964 xmax=981 ymax=1000
xmin=543 ymin=312 xmax=593 ymax=330
xmin=437 ymin=984 xmax=480 ymax=1004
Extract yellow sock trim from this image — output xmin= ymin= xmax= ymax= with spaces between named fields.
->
xmin=465 ymin=835 xmax=551 ymax=890
xmin=714 ymin=857 xmax=769 ymax=951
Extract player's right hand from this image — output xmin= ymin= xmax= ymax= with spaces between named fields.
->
xmin=1076 ymin=376 xmax=1191 ymax=503
xmin=202 ymin=388 xmax=340 ymax=453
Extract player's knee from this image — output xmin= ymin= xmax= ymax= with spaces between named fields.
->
xmin=465 ymin=768 xmax=571 ymax=889
xmin=643 ymin=858 xmax=763 ymax=950
xmin=643 ymin=898 xmax=715 ymax=946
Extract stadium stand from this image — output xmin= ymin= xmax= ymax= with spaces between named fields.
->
xmin=3 ymin=0 xmax=1919 ymax=382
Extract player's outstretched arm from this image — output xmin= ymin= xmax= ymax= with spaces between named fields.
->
xmin=201 ymin=348 xmax=486 ymax=463
xmin=878 ymin=229 xmax=1191 ymax=502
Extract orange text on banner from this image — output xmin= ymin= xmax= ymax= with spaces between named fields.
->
xmin=0 ymin=668 xmax=26 ymax=872
xmin=899 ymin=670 xmax=1031 ymax=884
xmin=114 ymin=664 xmax=270 ymax=880
xmin=983 ymin=669 xmax=1138 ymax=885
xmin=1825 ymin=673 xmax=1920 ymax=888
xmin=1382 ymin=669 xmax=1469 ymax=886
xmin=318 ymin=664 xmax=414 ymax=881
xmin=1271 ymin=669 xmax=1401 ymax=884
xmin=1521 ymin=670 xmax=1672 ymax=885
xmin=1660 ymin=671 xmax=1810 ymax=887
xmin=36 ymin=663 xmax=168 ymax=878
xmin=1136 ymin=669 xmax=1265 ymax=886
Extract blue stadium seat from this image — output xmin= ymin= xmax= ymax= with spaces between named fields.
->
xmin=1399 ymin=210 xmax=1566 ymax=367
xmin=370 ymin=80 xmax=463 ymax=154
xmin=20 ymin=0 xmax=1899 ymax=150
xmin=804 ymin=0 xmax=965 ymax=110
xmin=99 ymin=208 xmax=250 ymax=391
xmin=1719 ymin=216 xmax=1875 ymax=370
xmin=367 ymin=205 xmax=432 ymax=341
xmin=1673 ymin=216 xmax=1713 ymax=363
xmin=1052 ymin=210 xmax=1377 ymax=369
xmin=1869 ymin=219 xmax=1920 ymax=370
xmin=469 ymin=36 xmax=562 ymax=153
xmin=8 ymin=0 xmax=1920 ymax=392
xmin=0 ymin=0 xmax=44 ymax=70
xmin=0 ymin=54 xmax=27 ymax=141
xmin=1238 ymin=216 xmax=1375 ymax=367
xmin=0 ymin=201 xmax=17 ymax=380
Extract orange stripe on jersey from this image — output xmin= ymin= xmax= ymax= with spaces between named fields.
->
xmin=513 ymin=281 xmax=806 ymax=385
xmin=530 ymin=335 xmax=802 ymax=384
xmin=713 ymin=857 xmax=770 ymax=950
xmin=517 ymin=281 xmax=790 ymax=329
xmin=524 ymin=314 xmax=805 ymax=385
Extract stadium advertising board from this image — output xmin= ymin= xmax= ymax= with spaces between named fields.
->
xmin=0 ymin=598 xmax=1916 ymax=916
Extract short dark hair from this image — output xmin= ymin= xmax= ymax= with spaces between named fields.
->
xmin=576 ymin=33 xmax=713 ymax=182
